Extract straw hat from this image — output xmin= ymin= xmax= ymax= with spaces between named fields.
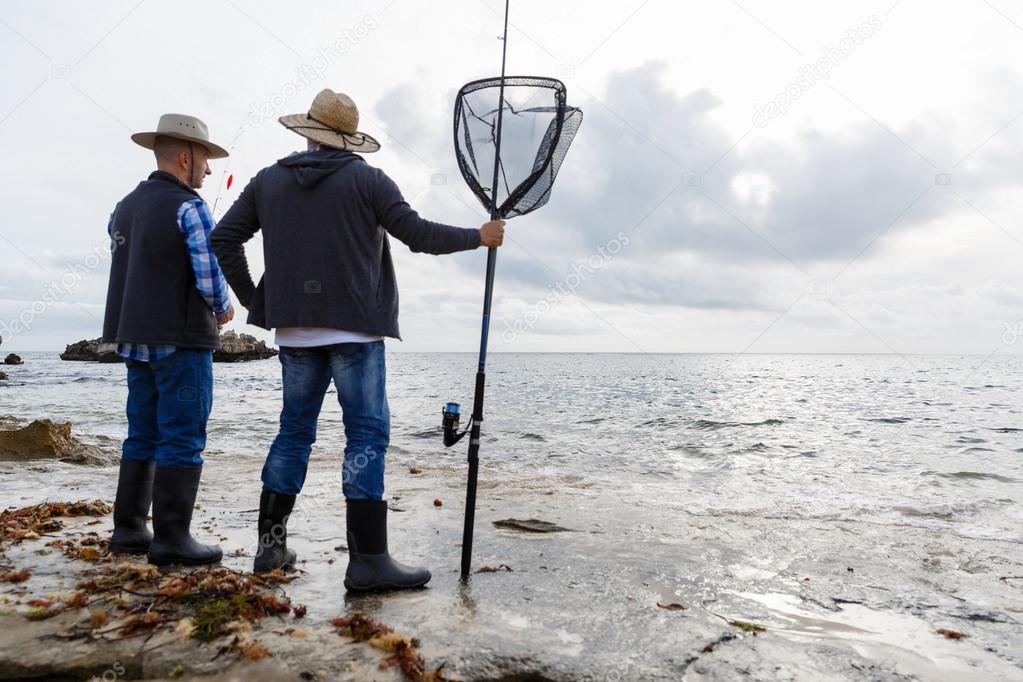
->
xmin=131 ymin=113 xmax=229 ymax=158
xmin=279 ymin=89 xmax=380 ymax=153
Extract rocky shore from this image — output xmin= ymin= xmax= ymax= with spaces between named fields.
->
xmin=211 ymin=331 xmax=278 ymax=363
xmin=60 ymin=339 xmax=122 ymax=363
xmin=1 ymin=432 xmax=1020 ymax=681
xmin=59 ymin=332 xmax=278 ymax=363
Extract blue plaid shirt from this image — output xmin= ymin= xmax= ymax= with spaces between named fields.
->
xmin=112 ymin=198 xmax=232 ymax=361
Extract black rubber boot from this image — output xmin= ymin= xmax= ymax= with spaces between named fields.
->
xmin=253 ymin=488 xmax=297 ymax=573
xmin=344 ymin=499 xmax=431 ymax=592
xmin=109 ymin=458 xmax=155 ymax=554
xmin=147 ymin=465 xmax=222 ymax=567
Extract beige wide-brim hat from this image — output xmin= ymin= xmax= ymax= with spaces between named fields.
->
xmin=131 ymin=113 xmax=229 ymax=159
xmin=279 ymin=89 xmax=380 ymax=153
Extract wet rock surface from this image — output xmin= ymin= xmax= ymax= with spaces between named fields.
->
xmin=213 ymin=331 xmax=278 ymax=363
xmin=60 ymin=338 xmax=122 ymax=363
xmin=0 ymin=580 xmax=398 ymax=678
xmin=0 ymin=418 xmax=114 ymax=465
xmin=1 ymin=454 xmax=1020 ymax=681
xmin=0 ymin=598 xmax=398 ymax=681
xmin=0 ymin=371 xmax=7 ymax=381
xmin=3 ymin=354 xmax=22 ymax=365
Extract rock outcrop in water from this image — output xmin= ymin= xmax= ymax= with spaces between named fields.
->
xmin=60 ymin=333 xmax=277 ymax=363
xmin=0 ymin=372 xmax=7 ymax=381
xmin=213 ymin=331 xmax=278 ymax=363
xmin=3 ymin=354 xmax=22 ymax=365
xmin=59 ymin=339 xmax=121 ymax=363
xmin=0 ymin=418 xmax=109 ymax=465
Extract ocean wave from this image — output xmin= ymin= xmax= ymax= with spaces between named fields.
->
xmin=637 ymin=416 xmax=684 ymax=428
xmin=893 ymin=502 xmax=979 ymax=520
xmin=691 ymin=418 xmax=784 ymax=430
xmin=666 ymin=443 xmax=709 ymax=456
xmin=515 ymin=432 xmax=547 ymax=441
xmin=922 ymin=470 xmax=1015 ymax=483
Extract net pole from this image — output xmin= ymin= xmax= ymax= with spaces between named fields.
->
xmin=461 ymin=0 xmax=510 ymax=580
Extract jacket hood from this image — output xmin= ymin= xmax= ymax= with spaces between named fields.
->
xmin=277 ymin=148 xmax=362 ymax=188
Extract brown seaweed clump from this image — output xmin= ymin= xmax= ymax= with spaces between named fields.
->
xmin=332 ymin=613 xmax=450 ymax=682
xmin=0 ymin=500 xmax=111 ymax=544
xmin=62 ymin=563 xmax=301 ymax=660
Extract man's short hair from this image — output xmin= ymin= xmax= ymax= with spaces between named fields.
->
xmin=153 ymin=135 xmax=191 ymax=163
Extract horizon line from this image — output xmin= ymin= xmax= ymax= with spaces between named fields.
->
xmin=3 ymin=349 xmax=1021 ymax=358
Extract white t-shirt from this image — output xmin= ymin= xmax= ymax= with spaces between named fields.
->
xmin=275 ymin=327 xmax=383 ymax=347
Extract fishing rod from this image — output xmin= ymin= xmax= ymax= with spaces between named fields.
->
xmin=211 ymin=126 xmax=243 ymax=216
xmin=441 ymin=0 xmax=582 ymax=579
xmin=447 ymin=0 xmax=510 ymax=581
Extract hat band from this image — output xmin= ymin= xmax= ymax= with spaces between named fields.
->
xmin=295 ymin=113 xmax=357 ymax=137
xmin=285 ymin=115 xmax=375 ymax=148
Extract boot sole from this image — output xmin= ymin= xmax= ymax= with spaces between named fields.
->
xmin=253 ymin=560 xmax=296 ymax=574
xmin=253 ymin=549 xmax=297 ymax=574
xmin=343 ymin=578 xmax=430 ymax=592
xmin=108 ymin=544 xmax=149 ymax=555
xmin=254 ymin=556 xmax=298 ymax=572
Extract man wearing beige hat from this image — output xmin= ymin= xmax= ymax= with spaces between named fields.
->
xmin=103 ymin=113 xmax=234 ymax=567
xmin=212 ymin=89 xmax=504 ymax=590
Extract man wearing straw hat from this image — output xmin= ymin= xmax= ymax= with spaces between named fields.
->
xmin=212 ymin=89 xmax=504 ymax=590
xmin=103 ymin=114 xmax=234 ymax=566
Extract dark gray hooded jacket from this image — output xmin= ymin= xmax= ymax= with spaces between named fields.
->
xmin=211 ymin=149 xmax=480 ymax=339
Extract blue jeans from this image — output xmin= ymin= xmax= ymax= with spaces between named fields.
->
xmin=262 ymin=341 xmax=389 ymax=500
xmin=122 ymin=350 xmax=213 ymax=468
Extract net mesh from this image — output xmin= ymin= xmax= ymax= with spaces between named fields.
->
xmin=454 ymin=76 xmax=582 ymax=220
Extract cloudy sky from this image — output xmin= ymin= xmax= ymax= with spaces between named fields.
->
xmin=1 ymin=0 xmax=1021 ymax=355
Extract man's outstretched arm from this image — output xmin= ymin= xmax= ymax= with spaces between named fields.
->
xmin=371 ymin=169 xmax=504 ymax=253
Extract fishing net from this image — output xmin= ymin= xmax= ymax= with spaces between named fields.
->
xmin=454 ymin=76 xmax=582 ymax=220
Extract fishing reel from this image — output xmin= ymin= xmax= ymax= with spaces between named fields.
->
xmin=441 ymin=402 xmax=472 ymax=447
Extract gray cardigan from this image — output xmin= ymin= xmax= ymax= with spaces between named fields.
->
xmin=211 ymin=149 xmax=480 ymax=339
